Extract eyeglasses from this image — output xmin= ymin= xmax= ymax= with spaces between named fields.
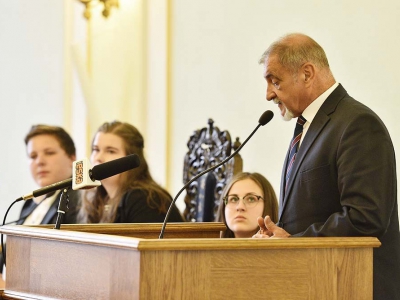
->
xmin=223 ymin=194 xmax=263 ymax=208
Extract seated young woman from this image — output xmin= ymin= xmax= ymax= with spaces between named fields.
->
xmin=216 ymin=172 xmax=278 ymax=238
xmin=76 ymin=121 xmax=184 ymax=223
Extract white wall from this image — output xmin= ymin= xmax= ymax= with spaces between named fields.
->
xmin=169 ymin=0 xmax=400 ymax=212
xmin=0 ymin=0 xmax=66 ymax=223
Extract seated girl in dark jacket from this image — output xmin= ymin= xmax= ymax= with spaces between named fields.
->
xmin=77 ymin=121 xmax=183 ymax=223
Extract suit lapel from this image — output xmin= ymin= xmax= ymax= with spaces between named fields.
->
xmin=279 ymin=115 xmax=330 ymax=218
xmin=40 ymin=192 xmax=60 ymax=224
xmin=17 ymin=201 xmax=37 ymax=225
xmin=279 ymin=144 xmax=290 ymax=215
xmin=279 ymin=84 xmax=348 ymax=220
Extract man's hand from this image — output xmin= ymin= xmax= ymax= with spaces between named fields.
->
xmin=252 ymin=216 xmax=291 ymax=238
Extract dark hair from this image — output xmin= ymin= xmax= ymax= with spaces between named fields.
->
xmin=78 ymin=121 xmax=174 ymax=223
xmin=216 ymin=172 xmax=279 ymax=238
xmin=25 ymin=124 xmax=76 ymax=157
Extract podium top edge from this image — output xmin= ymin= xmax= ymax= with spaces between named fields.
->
xmin=0 ymin=225 xmax=381 ymax=251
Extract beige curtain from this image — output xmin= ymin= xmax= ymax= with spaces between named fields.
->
xmin=71 ymin=0 xmax=146 ymax=154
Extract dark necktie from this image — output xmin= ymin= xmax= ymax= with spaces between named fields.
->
xmin=285 ymin=115 xmax=306 ymax=189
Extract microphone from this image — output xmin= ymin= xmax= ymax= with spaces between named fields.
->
xmin=72 ymin=158 xmax=101 ymax=190
xmin=18 ymin=154 xmax=141 ymax=201
xmin=159 ymin=110 xmax=274 ymax=238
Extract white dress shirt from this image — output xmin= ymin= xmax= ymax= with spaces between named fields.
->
xmin=23 ymin=192 xmax=58 ymax=225
xmin=299 ymin=82 xmax=339 ymax=147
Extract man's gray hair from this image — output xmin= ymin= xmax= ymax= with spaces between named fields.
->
xmin=258 ymin=33 xmax=330 ymax=74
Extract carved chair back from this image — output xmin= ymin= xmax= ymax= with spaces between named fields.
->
xmin=183 ymin=119 xmax=243 ymax=222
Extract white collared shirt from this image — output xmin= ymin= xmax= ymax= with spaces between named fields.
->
xmin=299 ymin=82 xmax=339 ymax=147
xmin=23 ymin=192 xmax=58 ymax=225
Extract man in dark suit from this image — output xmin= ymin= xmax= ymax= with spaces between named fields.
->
xmin=254 ymin=33 xmax=400 ymax=299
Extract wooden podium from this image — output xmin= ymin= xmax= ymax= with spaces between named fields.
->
xmin=0 ymin=223 xmax=380 ymax=300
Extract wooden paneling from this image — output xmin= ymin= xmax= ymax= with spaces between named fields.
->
xmin=139 ymin=247 xmax=373 ymax=300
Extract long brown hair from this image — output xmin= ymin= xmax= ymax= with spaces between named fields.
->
xmin=77 ymin=121 xmax=173 ymax=223
xmin=216 ymin=172 xmax=279 ymax=238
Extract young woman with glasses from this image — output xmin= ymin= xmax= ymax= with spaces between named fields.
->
xmin=216 ymin=172 xmax=278 ymax=238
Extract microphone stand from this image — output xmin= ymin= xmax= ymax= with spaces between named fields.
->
xmin=158 ymin=110 xmax=273 ymax=239
xmin=54 ymin=187 xmax=71 ymax=230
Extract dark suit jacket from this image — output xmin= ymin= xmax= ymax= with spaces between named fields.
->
xmin=279 ymin=84 xmax=400 ymax=299
xmin=17 ymin=189 xmax=79 ymax=225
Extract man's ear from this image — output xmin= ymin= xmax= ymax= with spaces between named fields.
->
xmin=302 ymin=63 xmax=315 ymax=86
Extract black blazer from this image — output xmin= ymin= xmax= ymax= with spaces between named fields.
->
xmin=279 ymin=84 xmax=400 ymax=299
xmin=17 ymin=189 xmax=79 ymax=225
xmin=115 ymin=189 xmax=184 ymax=223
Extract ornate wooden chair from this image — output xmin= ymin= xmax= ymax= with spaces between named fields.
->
xmin=183 ymin=119 xmax=243 ymax=222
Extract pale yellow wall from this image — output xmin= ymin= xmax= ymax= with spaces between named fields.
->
xmin=69 ymin=0 xmax=171 ymax=192
xmin=70 ymin=0 xmax=147 ymax=154
xmin=168 ymin=0 xmax=400 ymax=211
xmin=0 ymin=0 xmax=399 ymax=221
xmin=0 ymin=0 xmax=67 ymax=220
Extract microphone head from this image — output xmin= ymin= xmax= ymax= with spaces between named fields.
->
xmin=259 ymin=110 xmax=274 ymax=126
xmin=91 ymin=154 xmax=141 ymax=181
